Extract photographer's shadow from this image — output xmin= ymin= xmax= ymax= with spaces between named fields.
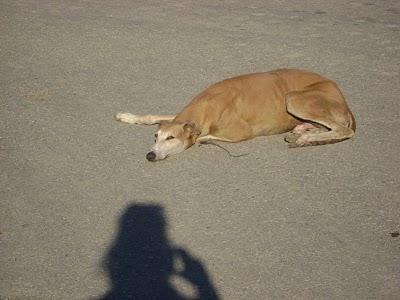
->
xmin=101 ymin=204 xmax=220 ymax=300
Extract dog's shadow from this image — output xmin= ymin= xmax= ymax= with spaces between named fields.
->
xmin=101 ymin=204 xmax=220 ymax=300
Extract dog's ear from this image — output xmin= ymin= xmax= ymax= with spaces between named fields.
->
xmin=183 ymin=121 xmax=201 ymax=136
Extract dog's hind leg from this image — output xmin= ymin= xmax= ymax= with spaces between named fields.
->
xmin=284 ymin=122 xmax=328 ymax=144
xmin=115 ymin=113 xmax=175 ymax=125
xmin=285 ymin=81 xmax=355 ymax=147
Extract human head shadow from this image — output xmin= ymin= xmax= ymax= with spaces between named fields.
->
xmin=101 ymin=203 xmax=220 ymax=300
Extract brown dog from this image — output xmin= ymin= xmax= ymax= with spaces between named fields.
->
xmin=116 ymin=69 xmax=356 ymax=161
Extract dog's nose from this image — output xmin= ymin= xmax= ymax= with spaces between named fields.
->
xmin=146 ymin=151 xmax=156 ymax=161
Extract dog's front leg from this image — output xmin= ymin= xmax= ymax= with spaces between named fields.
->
xmin=197 ymin=135 xmax=236 ymax=143
xmin=115 ymin=113 xmax=175 ymax=125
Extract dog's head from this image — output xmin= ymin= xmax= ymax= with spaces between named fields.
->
xmin=146 ymin=121 xmax=201 ymax=161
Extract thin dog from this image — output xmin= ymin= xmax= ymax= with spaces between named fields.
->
xmin=116 ymin=69 xmax=356 ymax=161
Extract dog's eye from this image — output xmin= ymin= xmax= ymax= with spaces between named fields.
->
xmin=155 ymin=133 xmax=158 ymax=138
xmin=166 ymin=136 xmax=175 ymax=140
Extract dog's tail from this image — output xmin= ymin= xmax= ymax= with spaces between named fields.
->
xmin=199 ymin=140 xmax=249 ymax=158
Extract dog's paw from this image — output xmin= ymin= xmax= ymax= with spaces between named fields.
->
xmin=286 ymin=132 xmax=314 ymax=148
xmin=284 ymin=132 xmax=300 ymax=144
xmin=288 ymin=134 xmax=314 ymax=148
xmin=115 ymin=113 xmax=140 ymax=124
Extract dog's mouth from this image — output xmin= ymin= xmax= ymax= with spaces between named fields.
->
xmin=146 ymin=151 xmax=167 ymax=162
xmin=146 ymin=139 xmax=189 ymax=161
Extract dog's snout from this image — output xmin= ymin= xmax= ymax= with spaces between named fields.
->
xmin=146 ymin=151 xmax=156 ymax=161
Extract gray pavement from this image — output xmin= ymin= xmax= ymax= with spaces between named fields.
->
xmin=1 ymin=1 xmax=399 ymax=299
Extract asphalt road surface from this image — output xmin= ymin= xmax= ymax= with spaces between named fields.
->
xmin=1 ymin=1 xmax=399 ymax=299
